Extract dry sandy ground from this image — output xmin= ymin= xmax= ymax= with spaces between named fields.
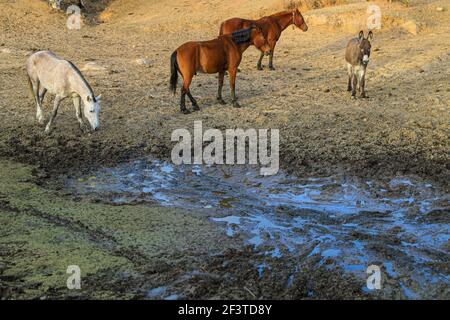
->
xmin=0 ymin=0 xmax=449 ymax=299
xmin=0 ymin=0 xmax=448 ymax=183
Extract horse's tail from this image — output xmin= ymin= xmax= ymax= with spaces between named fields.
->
xmin=170 ymin=51 xmax=178 ymax=95
xmin=219 ymin=21 xmax=225 ymax=35
xmin=26 ymin=73 xmax=37 ymax=101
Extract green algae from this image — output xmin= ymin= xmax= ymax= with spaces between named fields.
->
xmin=0 ymin=160 xmax=234 ymax=299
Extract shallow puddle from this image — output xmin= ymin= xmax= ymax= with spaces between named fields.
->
xmin=66 ymin=158 xmax=450 ymax=299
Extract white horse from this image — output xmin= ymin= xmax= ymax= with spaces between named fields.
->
xmin=26 ymin=51 xmax=101 ymax=133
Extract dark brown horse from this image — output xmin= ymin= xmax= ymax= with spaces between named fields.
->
xmin=219 ymin=9 xmax=308 ymax=70
xmin=170 ymin=26 xmax=269 ymax=113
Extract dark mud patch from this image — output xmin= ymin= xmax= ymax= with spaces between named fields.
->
xmin=66 ymin=158 xmax=450 ymax=299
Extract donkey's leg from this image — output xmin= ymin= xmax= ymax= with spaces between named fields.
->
xmin=228 ymin=68 xmax=241 ymax=108
xmin=45 ymin=95 xmax=62 ymax=133
xmin=187 ymin=92 xmax=200 ymax=111
xmin=257 ymin=51 xmax=265 ymax=70
xmin=359 ymin=70 xmax=367 ymax=98
xmin=351 ymin=72 xmax=357 ymax=99
xmin=73 ymin=95 xmax=86 ymax=131
xmin=347 ymin=64 xmax=353 ymax=92
xmin=217 ymin=71 xmax=226 ymax=104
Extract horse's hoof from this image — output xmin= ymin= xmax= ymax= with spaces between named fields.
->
xmin=217 ymin=98 xmax=226 ymax=105
xmin=350 ymin=95 xmax=357 ymax=100
xmin=233 ymin=102 xmax=242 ymax=108
xmin=44 ymin=127 xmax=52 ymax=134
xmin=360 ymin=94 xmax=368 ymax=99
xmin=269 ymin=66 xmax=275 ymax=71
xmin=257 ymin=65 xmax=263 ymax=71
xmin=192 ymin=105 xmax=200 ymax=112
xmin=80 ymin=124 xmax=89 ymax=133
xmin=181 ymin=109 xmax=191 ymax=114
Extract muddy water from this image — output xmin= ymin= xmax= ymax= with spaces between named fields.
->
xmin=66 ymin=158 xmax=450 ymax=299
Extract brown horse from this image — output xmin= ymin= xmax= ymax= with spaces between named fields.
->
xmin=170 ymin=26 xmax=269 ymax=113
xmin=220 ymin=9 xmax=308 ymax=70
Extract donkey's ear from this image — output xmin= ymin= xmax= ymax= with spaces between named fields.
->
xmin=368 ymin=31 xmax=373 ymax=40
xmin=358 ymin=30 xmax=364 ymax=40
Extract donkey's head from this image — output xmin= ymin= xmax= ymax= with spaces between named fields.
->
xmin=84 ymin=94 xmax=101 ymax=131
xmin=358 ymin=30 xmax=373 ymax=66
xmin=293 ymin=8 xmax=308 ymax=32
xmin=249 ymin=24 xmax=271 ymax=53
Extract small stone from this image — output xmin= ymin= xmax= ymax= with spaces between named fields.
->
xmin=1 ymin=48 xmax=13 ymax=54
xmin=436 ymin=7 xmax=445 ymax=12
xmin=135 ymin=58 xmax=152 ymax=67
xmin=401 ymin=20 xmax=419 ymax=35
xmin=80 ymin=62 xmax=106 ymax=72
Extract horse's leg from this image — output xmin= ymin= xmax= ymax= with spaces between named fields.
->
xmin=180 ymin=88 xmax=189 ymax=114
xmin=45 ymin=95 xmax=62 ymax=133
xmin=257 ymin=51 xmax=264 ymax=71
xmin=73 ymin=95 xmax=86 ymax=131
xmin=228 ymin=68 xmax=241 ymax=108
xmin=217 ymin=71 xmax=226 ymax=104
xmin=33 ymin=80 xmax=45 ymax=125
xmin=180 ymin=73 xmax=192 ymax=114
xmin=39 ymin=87 xmax=47 ymax=105
xmin=268 ymin=47 xmax=276 ymax=71
xmin=187 ymin=92 xmax=200 ymax=111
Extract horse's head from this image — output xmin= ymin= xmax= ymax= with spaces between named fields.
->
xmin=250 ymin=24 xmax=271 ymax=53
xmin=293 ymin=9 xmax=308 ymax=32
xmin=358 ymin=30 xmax=373 ymax=66
xmin=84 ymin=94 xmax=101 ymax=131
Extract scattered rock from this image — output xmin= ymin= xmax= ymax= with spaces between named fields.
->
xmin=1 ymin=48 xmax=13 ymax=54
xmin=80 ymin=62 xmax=106 ymax=72
xmin=401 ymin=20 xmax=419 ymax=35
xmin=135 ymin=58 xmax=152 ymax=67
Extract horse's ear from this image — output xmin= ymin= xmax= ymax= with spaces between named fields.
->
xmin=96 ymin=94 xmax=102 ymax=101
xmin=368 ymin=31 xmax=373 ymax=40
xmin=87 ymin=95 xmax=91 ymax=102
xmin=358 ymin=30 xmax=364 ymax=40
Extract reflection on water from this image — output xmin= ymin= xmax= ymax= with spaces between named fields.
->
xmin=66 ymin=158 xmax=450 ymax=299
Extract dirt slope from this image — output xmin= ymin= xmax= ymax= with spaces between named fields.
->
xmin=0 ymin=0 xmax=449 ymax=183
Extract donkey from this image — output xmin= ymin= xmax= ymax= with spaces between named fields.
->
xmin=220 ymin=9 xmax=308 ymax=71
xmin=170 ymin=26 xmax=269 ymax=113
xmin=345 ymin=31 xmax=373 ymax=99
xmin=26 ymin=51 xmax=101 ymax=133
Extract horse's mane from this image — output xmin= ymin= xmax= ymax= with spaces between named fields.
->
xmin=231 ymin=27 xmax=253 ymax=45
xmin=270 ymin=10 xmax=291 ymax=17
xmin=67 ymin=60 xmax=96 ymax=102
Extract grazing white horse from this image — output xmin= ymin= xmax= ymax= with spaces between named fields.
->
xmin=26 ymin=51 xmax=101 ymax=133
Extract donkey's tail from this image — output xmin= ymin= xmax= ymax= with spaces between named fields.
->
xmin=170 ymin=51 xmax=178 ymax=95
